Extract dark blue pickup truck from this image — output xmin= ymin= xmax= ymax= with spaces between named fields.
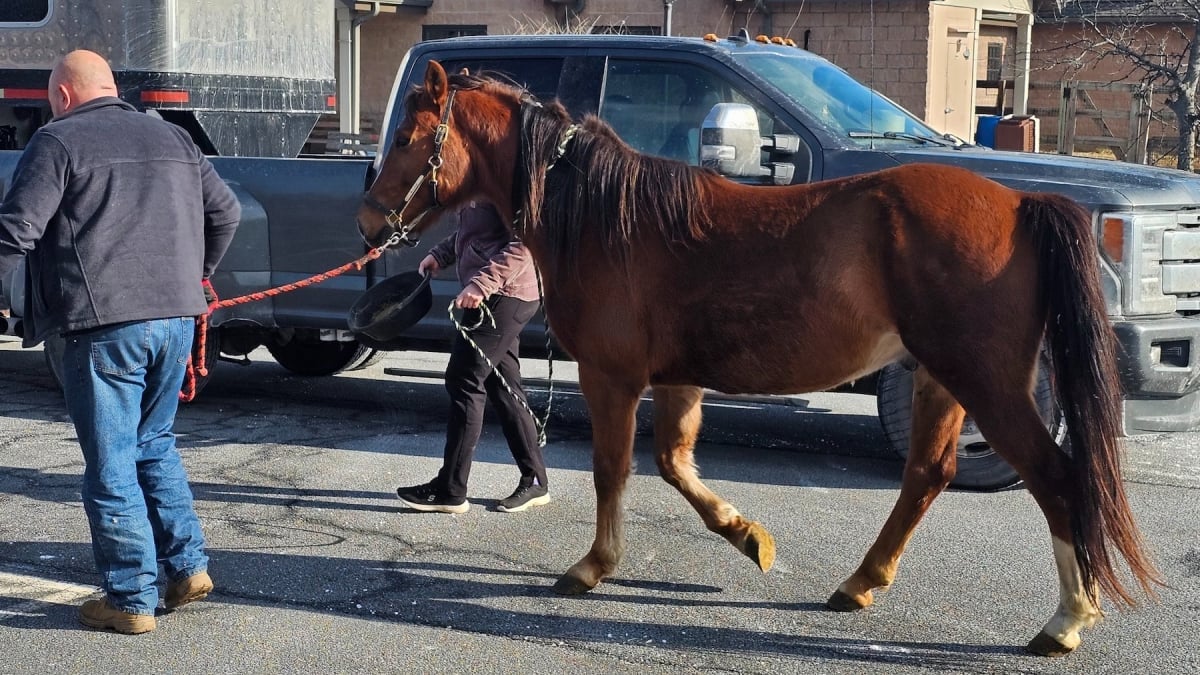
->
xmin=4 ymin=32 xmax=1199 ymax=489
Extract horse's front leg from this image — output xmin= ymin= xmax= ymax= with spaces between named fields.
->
xmin=552 ymin=364 xmax=644 ymax=595
xmin=653 ymin=385 xmax=775 ymax=571
xmin=829 ymin=366 xmax=962 ymax=612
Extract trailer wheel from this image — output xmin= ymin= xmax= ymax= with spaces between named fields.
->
xmin=267 ymin=337 xmax=373 ymax=376
xmin=875 ymin=352 xmax=1065 ymax=491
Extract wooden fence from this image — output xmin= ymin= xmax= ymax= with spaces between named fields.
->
xmin=1026 ymin=80 xmax=1154 ymax=163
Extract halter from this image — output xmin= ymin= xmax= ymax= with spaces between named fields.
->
xmin=362 ymin=88 xmax=459 ymax=246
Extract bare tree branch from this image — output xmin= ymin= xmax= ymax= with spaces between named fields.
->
xmin=1041 ymin=0 xmax=1200 ymax=169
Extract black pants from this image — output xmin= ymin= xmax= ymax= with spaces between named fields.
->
xmin=436 ymin=295 xmax=547 ymax=499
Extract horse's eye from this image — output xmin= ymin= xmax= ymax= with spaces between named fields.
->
xmin=395 ymin=135 xmax=411 ymax=148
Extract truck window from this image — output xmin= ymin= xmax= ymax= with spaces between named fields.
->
xmin=437 ymin=58 xmax=564 ymax=103
xmin=732 ymin=51 xmax=939 ymax=143
xmin=600 ymin=59 xmax=786 ymax=166
xmin=1 ymin=0 xmax=50 ymax=24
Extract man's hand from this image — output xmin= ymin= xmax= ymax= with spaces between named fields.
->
xmin=454 ymin=283 xmax=485 ymax=309
xmin=418 ymin=254 xmax=440 ymax=276
xmin=201 ymin=278 xmax=218 ymax=306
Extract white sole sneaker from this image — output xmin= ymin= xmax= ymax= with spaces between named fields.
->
xmin=397 ymin=495 xmax=470 ymax=514
xmin=393 ymin=482 xmax=468 ymax=509
xmin=496 ymin=494 xmax=551 ymax=513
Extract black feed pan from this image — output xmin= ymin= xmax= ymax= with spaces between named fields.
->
xmin=347 ymin=271 xmax=432 ymax=349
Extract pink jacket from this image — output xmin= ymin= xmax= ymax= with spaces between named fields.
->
xmin=428 ymin=201 xmax=540 ymax=302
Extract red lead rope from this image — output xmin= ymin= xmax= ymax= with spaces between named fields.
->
xmin=179 ymin=244 xmax=391 ymax=402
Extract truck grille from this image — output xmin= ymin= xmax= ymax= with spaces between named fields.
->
xmin=1163 ymin=214 xmax=1200 ymax=315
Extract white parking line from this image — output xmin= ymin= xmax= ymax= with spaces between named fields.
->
xmin=0 ymin=569 xmax=98 ymax=622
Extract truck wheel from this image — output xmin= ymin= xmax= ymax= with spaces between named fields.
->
xmin=875 ymin=353 xmax=1065 ymax=491
xmin=266 ymin=338 xmax=373 ymax=376
xmin=345 ymin=347 xmax=386 ymax=371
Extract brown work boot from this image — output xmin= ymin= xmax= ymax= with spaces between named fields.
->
xmin=78 ymin=597 xmax=156 ymax=634
xmin=164 ymin=570 xmax=213 ymax=610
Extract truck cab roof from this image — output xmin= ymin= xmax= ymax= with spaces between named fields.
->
xmin=394 ymin=31 xmax=1200 ymax=211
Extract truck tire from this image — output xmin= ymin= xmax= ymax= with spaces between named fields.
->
xmin=266 ymin=337 xmax=373 ymax=376
xmin=875 ymin=352 xmax=1065 ymax=491
xmin=345 ymin=347 xmax=386 ymax=371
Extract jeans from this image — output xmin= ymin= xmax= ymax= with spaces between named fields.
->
xmin=437 ymin=295 xmax=547 ymax=499
xmin=60 ymin=317 xmax=208 ymax=616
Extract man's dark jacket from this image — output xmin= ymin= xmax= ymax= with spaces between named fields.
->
xmin=0 ymin=97 xmax=240 ymax=346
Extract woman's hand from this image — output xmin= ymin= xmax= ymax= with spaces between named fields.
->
xmin=418 ymin=254 xmax=440 ymax=276
xmin=455 ymin=283 xmax=485 ymax=309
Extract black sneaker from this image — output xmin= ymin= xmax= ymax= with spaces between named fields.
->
xmin=396 ymin=482 xmax=469 ymax=514
xmin=497 ymin=482 xmax=550 ymax=513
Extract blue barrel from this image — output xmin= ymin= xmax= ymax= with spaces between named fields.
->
xmin=975 ymin=115 xmax=1002 ymax=148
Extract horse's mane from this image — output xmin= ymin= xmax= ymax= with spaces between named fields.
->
xmin=495 ymin=82 xmax=713 ymax=270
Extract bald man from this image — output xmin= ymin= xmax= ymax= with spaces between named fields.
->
xmin=0 ymin=50 xmax=240 ymax=634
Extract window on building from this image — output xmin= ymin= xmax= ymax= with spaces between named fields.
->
xmin=593 ymin=25 xmax=661 ymax=36
xmin=422 ymin=25 xmax=487 ymax=41
xmin=1 ymin=0 xmax=50 ymax=24
xmin=986 ymin=43 xmax=1004 ymax=81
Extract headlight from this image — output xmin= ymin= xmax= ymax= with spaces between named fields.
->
xmin=1099 ymin=212 xmax=1186 ymax=316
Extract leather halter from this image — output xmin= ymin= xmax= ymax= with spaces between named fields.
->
xmin=362 ymin=88 xmax=458 ymax=246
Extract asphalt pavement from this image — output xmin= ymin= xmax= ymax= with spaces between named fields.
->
xmin=1 ymin=341 xmax=1198 ymax=674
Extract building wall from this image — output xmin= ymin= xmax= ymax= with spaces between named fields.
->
xmin=748 ymin=1 xmax=933 ymax=119
xmin=358 ymin=0 xmax=735 ymax=125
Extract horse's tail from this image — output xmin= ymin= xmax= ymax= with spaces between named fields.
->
xmin=1023 ymin=192 xmax=1163 ymax=607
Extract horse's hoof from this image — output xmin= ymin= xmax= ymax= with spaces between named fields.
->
xmin=552 ymin=573 xmax=596 ymax=596
xmin=826 ymin=589 xmax=870 ymax=612
xmin=1026 ymin=631 xmax=1075 ymax=657
xmin=743 ymin=522 xmax=776 ymax=572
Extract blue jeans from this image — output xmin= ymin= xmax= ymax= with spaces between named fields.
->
xmin=60 ymin=317 xmax=208 ymax=616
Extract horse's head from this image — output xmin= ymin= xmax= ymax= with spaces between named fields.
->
xmin=357 ymin=60 xmax=522 ymax=248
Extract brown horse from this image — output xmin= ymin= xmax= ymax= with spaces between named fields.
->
xmin=357 ymin=61 xmax=1162 ymax=656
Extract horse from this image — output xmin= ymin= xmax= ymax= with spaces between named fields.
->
xmin=356 ymin=60 xmax=1163 ymax=656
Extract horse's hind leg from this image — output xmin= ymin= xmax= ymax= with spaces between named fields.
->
xmin=829 ymin=366 xmax=963 ymax=611
xmin=552 ymin=364 xmax=643 ymax=596
xmin=967 ymin=404 xmax=1101 ymax=656
xmin=652 ymin=385 xmax=775 ymax=571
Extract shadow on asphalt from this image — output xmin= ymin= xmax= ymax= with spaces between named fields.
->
xmin=0 ymin=541 xmax=1026 ymax=670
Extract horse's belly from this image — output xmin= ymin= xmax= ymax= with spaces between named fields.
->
xmin=653 ymin=332 xmax=907 ymax=395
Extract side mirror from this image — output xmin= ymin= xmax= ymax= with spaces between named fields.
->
xmin=700 ymin=103 xmax=801 ymax=185
xmin=700 ymin=103 xmax=763 ymax=177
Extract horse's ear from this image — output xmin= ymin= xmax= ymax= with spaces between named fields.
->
xmin=424 ymin=60 xmax=449 ymax=107
xmin=459 ymin=67 xmax=470 ymax=76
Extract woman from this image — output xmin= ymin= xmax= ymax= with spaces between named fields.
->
xmin=396 ymin=201 xmax=550 ymax=514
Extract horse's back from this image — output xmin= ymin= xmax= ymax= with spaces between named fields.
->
xmin=640 ymin=163 xmax=1039 ymax=393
